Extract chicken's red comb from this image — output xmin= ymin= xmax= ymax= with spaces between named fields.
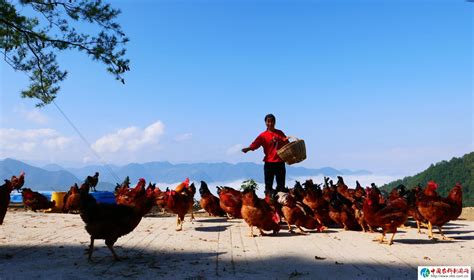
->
xmin=184 ymin=178 xmax=189 ymax=187
xmin=427 ymin=181 xmax=438 ymax=189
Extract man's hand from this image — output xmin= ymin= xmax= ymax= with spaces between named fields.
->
xmin=242 ymin=147 xmax=251 ymax=153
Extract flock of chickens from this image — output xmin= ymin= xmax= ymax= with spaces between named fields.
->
xmin=0 ymin=171 xmax=464 ymax=261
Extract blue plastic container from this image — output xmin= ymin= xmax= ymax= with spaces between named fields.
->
xmin=90 ymin=191 xmax=116 ymax=204
xmin=10 ymin=191 xmax=116 ymax=205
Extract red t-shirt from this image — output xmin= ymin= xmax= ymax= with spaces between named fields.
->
xmin=248 ymin=129 xmax=289 ymax=162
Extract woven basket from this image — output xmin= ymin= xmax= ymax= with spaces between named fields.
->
xmin=277 ymin=137 xmax=306 ymax=165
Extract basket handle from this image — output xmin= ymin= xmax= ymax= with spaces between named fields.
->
xmin=286 ymin=136 xmax=300 ymax=142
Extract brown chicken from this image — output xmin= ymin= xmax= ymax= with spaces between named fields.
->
xmin=217 ymin=186 xmax=243 ymax=219
xmin=328 ymin=191 xmax=360 ymax=231
xmin=0 ymin=180 xmax=13 ymax=224
xmin=277 ymin=191 xmax=324 ymax=233
xmin=417 ymin=181 xmax=463 ymax=240
xmin=115 ymin=178 xmax=147 ymax=207
xmin=22 ymin=188 xmax=55 ymax=211
xmin=10 ymin=171 xmax=25 ymax=190
xmin=351 ymin=181 xmax=370 ymax=231
xmin=154 ymin=186 xmax=169 ymax=211
xmin=290 ymin=181 xmax=306 ymax=202
xmin=336 ymin=176 xmax=356 ymax=202
xmin=63 ymin=183 xmax=81 ymax=213
xmin=363 ymin=186 xmax=408 ymax=245
xmin=162 ymin=178 xmax=196 ymax=231
xmin=240 ymin=179 xmax=280 ymax=237
xmin=301 ymin=180 xmax=333 ymax=226
xmin=79 ymin=180 xmax=155 ymax=261
xmin=407 ymin=185 xmax=428 ymax=233
xmin=199 ymin=181 xmax=225 ymax=217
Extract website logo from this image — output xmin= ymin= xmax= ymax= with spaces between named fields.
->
xmin=420 ymin=268 xmax=430 ymax=278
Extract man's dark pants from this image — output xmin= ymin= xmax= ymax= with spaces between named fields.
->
xmin=264 ymin=162 xmax=286 ymax=194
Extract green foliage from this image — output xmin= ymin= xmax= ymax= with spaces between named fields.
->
xmin=0 ymin=0 xmax=129 ymax=107
xmin=240 ymin=179 xmax=258 ymax=192
xmin=381 ymin=152 xmax=474 ymax=207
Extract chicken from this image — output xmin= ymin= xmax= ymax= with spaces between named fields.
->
xmin=10 ymin=171 xmax=25 ymax=190
xmin=85 ymin=172 xmax=99 ymax=192
xmin=328 ymin=191 xmax=360 ymax=231
xmin=407 ymin=185 xmax=428 ymax=233
xmin=22 ymin=188 xmax=56 ymax=212
xmin=217 ymin=186 xmax=243 ymax=219
xmin=388 ymin=184 xmax=409 ymax=202
xmin=301 ymin=180 xmax=333 ymax=226
xmin=0 ymin=180 xmax=13 ymax=225
xmin=276 ymin=191 xmax=324 ymax=234
xmin=240 ymin=180 xmax=280 ymax=237
xmin=264 ymin=191 xmax=283 ymax=223
xmin=363 ymin=185 xmax=409 ymax=245
xmin=290 ymin=181 xmax=306 ymax=202
xmin=199 ymin=181 xmax=225 ymax=217
xmin=79 ymin=180 xmax=155 ymax=261
xmin=417 ymin=181 xmax=463 ymax=240
xmin=163 ymin=178 xmax=196 ymax=231
xmin=154 ymin=187 xmax=169 ymax=211
xmin=352 ymin=198 xmax=371 ymax=232
xmin=63 ymin=183 xmax=81 ymax=213
xmin=354 ymin=181 xmax=366 ymax=199
xmin=174 ymin=178 xmax=190 ymax=193
xmin=115 ymin=178 xmax=147 ymax=207
xmin=114 ymin=176 xmax=131 ymax=194
xmin=351 ymin=181 xmax=370 ymax=231
xmin=336 ymin=176 xmax=356 ymax=202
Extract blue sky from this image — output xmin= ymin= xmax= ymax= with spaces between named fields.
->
xmin=1 ymin=0 xmax=472 ymax=177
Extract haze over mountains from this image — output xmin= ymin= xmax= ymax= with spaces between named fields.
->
xmin=0 ymin=158 xmax=370 ymax=191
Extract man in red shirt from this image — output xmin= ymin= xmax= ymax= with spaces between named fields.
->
xmin=242 ymin=114 xmax=289 ymax=194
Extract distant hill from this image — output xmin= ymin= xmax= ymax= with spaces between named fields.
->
xmin=0 ymin=158 xmax=80 ymax=191
xmin=0 ymin=158 xmax=371 ymax=191
xmin=65 ymin=161 xmax=370 ymax=185
xmin=382 ymin=152 xmax=473 ymax=207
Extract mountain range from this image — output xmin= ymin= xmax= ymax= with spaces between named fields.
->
xmin=0 ymin=158 xmax=370 ymax=191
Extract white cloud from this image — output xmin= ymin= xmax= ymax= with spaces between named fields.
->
xmin=174 ymin=133 xmax=192 ymax=142
xmin=14 ymin=105 xmax=49 ymax=125
xmin=0 ymin=128 xmax=74 ymax=156
xmin=226 ymin=144 xmax=243 ymax=155
xmin=92 ymin=121 xmax=165 ymax=153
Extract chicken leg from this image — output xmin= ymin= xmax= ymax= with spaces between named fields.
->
xmin=105 ymin=239 xmax=120 ymax=261
xmin=437 ymin=226 xmax=454 ymax=241
xmin=86 ymin=237 xmax=95 ymax=261
xmin=248 ymin=226 xmax=255 ymax=237
xmin=287 ymin=223 xmax=294 ymax=234
xmin=176 ymin=216 xmax=183 ymax=231
xmin=388 ymin=232 xmax=397 ymax=245
xmin=296 ymin=226 xmax=307 ymax=235
xmin=416 ymin=220 xmax=423 ymax=234
xmin=373 ymin=232 xmax=386 ymax=243
xmin=427 ymin=221 xmax=436 ymax=239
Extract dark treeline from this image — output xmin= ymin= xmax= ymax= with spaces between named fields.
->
xmin=382 ymin=152 xmax=473 ymax=207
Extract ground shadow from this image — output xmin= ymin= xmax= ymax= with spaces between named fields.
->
xmin=194 ymin=225 xmax=230 ymax=232
xmin=0 ymin=244 xmax=418 ymax=279
xmin=195 ymin=218 xmax=227 ymax=223
xmin=395 ymin=238 xmax=459 ymax=245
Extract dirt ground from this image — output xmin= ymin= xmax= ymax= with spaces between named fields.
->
xmin=1 ymin=208 xmax=473 ymax=279
xmin=459 ymin=207 xmax=474 ymax=221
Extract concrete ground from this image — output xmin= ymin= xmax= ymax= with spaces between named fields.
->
xmin=0 ymin=211 xmax=473 ymax=280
